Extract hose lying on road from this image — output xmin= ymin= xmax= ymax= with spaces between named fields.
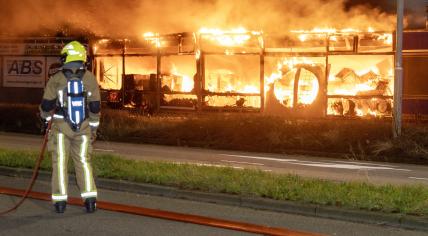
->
xmin=0 ymin=187 xmax=323 ymax=236
xmin=0 ymin=120 xmax=51 ymax=216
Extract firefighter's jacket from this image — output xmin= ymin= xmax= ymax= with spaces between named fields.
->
xmin=40 ymin=65 xmax=101 ymax=131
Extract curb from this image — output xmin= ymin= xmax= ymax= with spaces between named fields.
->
xmin=0 ymin=166 xmax=427 ymax=232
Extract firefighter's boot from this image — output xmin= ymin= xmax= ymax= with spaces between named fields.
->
xmin=84 ymin=197 xmax=96 ymax=213
xmin=54 ymin=201 xmax=66 ymax=213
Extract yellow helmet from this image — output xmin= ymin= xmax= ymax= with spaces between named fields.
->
xmin=61 ymin=41 xmax=87 ymax=64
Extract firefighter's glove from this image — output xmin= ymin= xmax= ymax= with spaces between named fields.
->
xmin=90 ymin=128 xmax=97 ymax=144
xmin=41 ymin=120 xmax=49 ymax=134
xmin=39 ymin=115 xmax=51 ymax=135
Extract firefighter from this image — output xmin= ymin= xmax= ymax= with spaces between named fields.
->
xmin=39 ymin=41 xmax=100 ymax=213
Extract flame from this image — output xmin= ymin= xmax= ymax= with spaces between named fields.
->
xmin=97 ymin=39 xmax=110 ymax=44
xmin=292 ymin=27 xmax=361 ymax=34
xmin=356 ymin=66 xmax=380 ymax=76
xmin=195 ymin=49 xmax=201 ymax=60
xmin=388 ymin=69 xmax=393 ymax=77
xmin=243 ymin=85 xmax=259 ymax=93
xmin=278 ymin=57 xmax=316 ymax=70
xmin=266 ymin=54 xmax=393 ymax=117
xmin=225 ymin=84 xmax=234 ymax=92
xmin=181 ymin=75 xmax=193 ymax=92
xmin=199 ymin=27 xmax=260 ymax=47
xmin=171 ymin=64 xmax=194 ymax=92
xmin=92 ymin=39 xmax=111 ymax=54
xmin=265 ymin=57 xmax=319 ymax=107
xmin=327 ymin=60 xmax=393 ymax=117
xmin=298 ymin=72 xmax=319 ymax=104
xmin=142 ymin=32 xmax=160 ymax=47
xmin=143 ymin=32 xmax=155 ymax=37
xmin=329 ymin=79 xmax=378 ymax=96
xmin=298 ymin=34 xmax=308 ymax=42
xmin=355 ymin=108 xmax=364 ymax=116
xmin=378 ymin=33 xmax=393 ymax=45
xmin=368 ymin=110 xmax=378 ymax=117
xmin=293 ymin=27 xmax=393 ymax=47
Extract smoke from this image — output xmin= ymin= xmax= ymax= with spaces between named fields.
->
xmin=405 ymin=0 xmax=428 ymax=29
xmin=0 ymin=0 xmax=397 ymax=36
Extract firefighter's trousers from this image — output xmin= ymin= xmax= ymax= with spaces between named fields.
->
xmin=48 ymin=119 xmax=97 ymax=202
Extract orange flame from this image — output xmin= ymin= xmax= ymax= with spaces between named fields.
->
xmin=171 ymin=64 xmax=194 ymax=92
xmin=265 ymin=57 xmax=320 ymax=107
xmin=199 ymin=27 xmax=260 ymax=47
xmin=142 ymin=32 xmax=160 ymax=47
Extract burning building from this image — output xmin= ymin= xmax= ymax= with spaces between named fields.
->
xmin=90 ymin=28 xmax=398 ymax=118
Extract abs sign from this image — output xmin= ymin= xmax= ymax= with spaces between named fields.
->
xmin=3 ymin=57 xmax=46 ymax=88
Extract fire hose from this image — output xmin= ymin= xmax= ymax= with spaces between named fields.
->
xmin=0 ymin=120 xmax=52 ymax=216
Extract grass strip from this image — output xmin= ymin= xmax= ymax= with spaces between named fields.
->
xmin=0 ymin=148 xmax=427 ymax=216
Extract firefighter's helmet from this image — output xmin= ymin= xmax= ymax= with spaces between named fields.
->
xmin=61 ymin=41 xmax=87 ymax=64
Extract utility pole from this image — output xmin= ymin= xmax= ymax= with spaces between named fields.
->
xmin=393 ymin=0 xmax=404 ymax=138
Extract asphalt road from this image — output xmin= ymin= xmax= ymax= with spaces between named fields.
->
xmin=0 ymin=175 xmax=426 ymax=236
xmin=0 ymin=132 xmax=427 ymax=186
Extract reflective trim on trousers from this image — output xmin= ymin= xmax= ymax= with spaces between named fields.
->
xmin=52 ymin=194 xmax=68 ymax=201
xmin=81 ymin=191 xmax=97 ymax=198
xmin=80 ymin=135 xmax=91 ymax=192
xmin=57 ymin=133 xmax=66 ymax=195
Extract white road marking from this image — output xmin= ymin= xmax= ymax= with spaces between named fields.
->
xmin=332 ymin=160 xmax=398 ymax=168
xmin=94 ymin=148 xmax=115 ymax=152
xmin=173 ymin=162 xmax=244 ymax=170
xmin=409 ymin=177 xmax=428 ymax=181
xmin=220 ymin=154 xmax=411 ymax=171
xmin=195 ymin=163 xmax=244 ymax=169
xmin=294 ymin=163 xmax=410 ymax=171
xmin=221 ymin=160 xmax=264 ymax=166
xmin=222 ymin=154 xmax=298 ymax=162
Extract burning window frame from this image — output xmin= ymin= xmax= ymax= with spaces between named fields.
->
xmin=93 ymin=33 xmax=199 ymax=111
xmin=197 ymin=28 xmax=264 ymax=111
xmin=263 ymin=30 xmax=394 ymax=118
